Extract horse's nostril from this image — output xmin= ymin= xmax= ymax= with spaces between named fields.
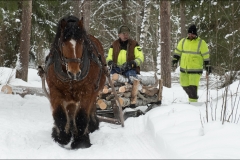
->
xmin=76 ymin=71 xmax=81 ymax=78
xmin=67 ymin=71 xmax=74 ymax=79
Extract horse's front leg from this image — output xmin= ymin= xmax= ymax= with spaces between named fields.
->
xmin=51 ymin=96 xmax=72 ymax=146
xmin=71 ymin=92 xmax=100 ymax=149
xmin=88 ymin=94 xmax=100 ymax=133
xmin=52 ymin=105 xmax=72 ymax=145
xmin=71 ymin=107 xmax=91 ymax=149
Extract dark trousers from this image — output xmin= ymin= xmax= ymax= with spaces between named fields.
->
xmin=182 ymin=85 xmax=198 ymax=100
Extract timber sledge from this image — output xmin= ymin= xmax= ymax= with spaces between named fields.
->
xmin=37 ymin=66 xmax=163 ymax=127
xmin=96 ymin=73 xmax=163 ymax=126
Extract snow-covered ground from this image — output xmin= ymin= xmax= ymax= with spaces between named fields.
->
xmin=1 ymin=67 xmax=240 ymax=159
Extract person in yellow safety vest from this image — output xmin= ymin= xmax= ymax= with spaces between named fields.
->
xmin=106 ymin=25 xmax=144 ymax=83
xmin=172 ymin=24 xmax=212 ymax=102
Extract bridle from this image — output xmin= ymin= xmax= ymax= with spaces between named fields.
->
xmin=58 ymin=37 xmax=84 ymax=68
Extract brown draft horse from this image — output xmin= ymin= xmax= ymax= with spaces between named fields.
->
xmin=44 ymin=16 xmax=106 ymax=149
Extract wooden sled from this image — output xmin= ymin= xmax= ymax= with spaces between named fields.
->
xmin=96 ymin=73 xmax=163 ymax=125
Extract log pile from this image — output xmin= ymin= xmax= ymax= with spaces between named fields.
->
xmin=97 ymin=73 xmax=163 ymax=110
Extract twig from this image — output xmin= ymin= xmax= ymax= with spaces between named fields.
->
xmin=206 ymin=75 xmax=209 ymax=122
xmin=234 ymin=97 xmax=240 ymax=123
xmin=199 ymin=111 xmax=204 ymax=128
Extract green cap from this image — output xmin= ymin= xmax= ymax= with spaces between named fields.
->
xmin=118 ymin=26 xmax=130 ymax=34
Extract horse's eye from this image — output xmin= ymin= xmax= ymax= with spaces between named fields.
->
xmin=62 ymin=43 xmax=65 ymax=47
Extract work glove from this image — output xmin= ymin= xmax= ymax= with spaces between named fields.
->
xmin=107 ymin=60 xmax=113 ymax=66
xmin=204 ymin=61 xmax=212 ymax=75
xmin=205 ymin=65 xmax=212 ymax=75
xmin=107 ymin=60 xmax=117 ymax=68
xmin=128 ymin=60 xmax=137 ymax=69
xmin=172 ymin=59 xmax=178 ymax=68
xmin=122 ymin=60 xmax=136 ymax=71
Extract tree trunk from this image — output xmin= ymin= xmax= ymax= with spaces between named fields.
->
xmin=72 ymin=0 xmax=91 ymax=33
xmin=82 ymin=0 xmax=91 ymax=32
xmin=72 ymin=1 xmax=81 ymax=18
xmin=16 ymin=0 xmax=32 ymax=82
xmin=160 ymin=0 xmax=171 ymax=88
xmin=180 ymin=0 xmax=186 ymax=38
xmin=140 ymin=0 xmax=153 ymax=71
xmin=121 ymin=0 xmax=127 ymax=24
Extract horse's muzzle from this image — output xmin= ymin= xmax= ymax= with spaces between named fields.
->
xmin=67 ymin=70 xmax=81 ymax=80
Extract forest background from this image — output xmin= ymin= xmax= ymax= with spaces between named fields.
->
xmin=0 ymin=0 xmax=240 ymax=88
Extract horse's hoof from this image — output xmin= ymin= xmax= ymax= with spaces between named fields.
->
xmin=52 ymin=127 xmax=71 ymax=145
xmin=88 ymin=115 xmax=99 ymax=133
xmin=71 ymin=141 xmax=91 ymax=149
xmin=71 ymin=136 xmax=91 ymax=149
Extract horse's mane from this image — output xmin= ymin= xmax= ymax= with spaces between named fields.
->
xmin=62 ymin=17 xmax=86 ymax=42
xmin=51 ymin=15 xmax=87 ymax=52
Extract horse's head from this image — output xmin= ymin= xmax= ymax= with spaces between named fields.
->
xmin=59 ymin=16 xmax=87 ymax=80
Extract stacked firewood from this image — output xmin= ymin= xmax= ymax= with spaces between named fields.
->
xmin=97 ymin=73 xmax=163 ymax=110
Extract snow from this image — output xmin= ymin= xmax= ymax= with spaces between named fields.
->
xmin=1 ymin=67 xmax=240 ymax=159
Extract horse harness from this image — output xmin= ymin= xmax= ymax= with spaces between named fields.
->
xmin=45 ymin=34 xmax=107 ymax=91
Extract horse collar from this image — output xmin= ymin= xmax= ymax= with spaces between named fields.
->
xmin=45 ymin=36 xmax=104 ymax=91
xmin=53 ymin=46 xmax=90 ymax=82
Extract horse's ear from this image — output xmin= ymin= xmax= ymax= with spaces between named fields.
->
xmin=61 ymin=18 xmax=67 ymax=30
xmin=78 ymin=17 xmax=84 ymax=28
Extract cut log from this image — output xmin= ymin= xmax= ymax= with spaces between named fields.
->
xmin=1 ymin=84 xmax=12 ymax=94
xmin=140 ymin=88 xmax=159 ymax=96
xmin=102 ymin=85 xmax=109 ymax=94
xmin=106 ymin=94 xmax=115 ymax=101
xmin=141 ymin=74 xmax=159 ymax=89
xmin=1 ymin=85 xmax=46 ymax=97
xmin=138 ymin=75 xmax=157 ymax=85
xmin=112 ymin=73 xmax=121 ymax=81
xmin=119 ymin=83 xmax=132 ymax=93
xmin=123 ymin=92 xmax=131 ymax=98
xmin=102 ymin=86 xmax=120 ymax=94
xmin=112 ymin=73 xmax=129 ymax=83
xmin=118 ymin=97 xmax=131 ymax=107
xmin=111 ymin=73 xmax=158 ymax=87
xmin=97 ymin=99 xmax=111 ymax=110
xmin=131 ymin=79 xmax=140 ymax=104
xmin=137 ymin=92 xmax=148 ymax=101
xmin=97 ymin=97 xmax=127 ymax=110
